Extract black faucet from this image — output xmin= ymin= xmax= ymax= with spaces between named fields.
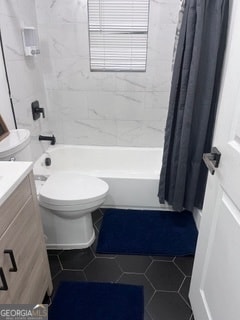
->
xmin=39 ymin=134 xmax=56 ymax=145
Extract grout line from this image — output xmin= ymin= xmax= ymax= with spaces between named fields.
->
xmin=98 ymin=208 xmax=105 ymax=215
xmin=115 ymin=272 xmax=123 ymax=283
xmin=145 ymin=290 xmax=156 ymax=308
xmin=178 ymin=291 xmax=192 ymax=310
xmin=94 ymin=215 xmax=103 ymax=224
xmin=115 ymin=258 xmax=124 ymax=273
xmin=119 ymin=271 xmax=145 ymax=275
xmin=51 ymin=269 xmax=62 ymax=281
xmin=173 ymin=260 xmax=186 ymax=277
xmin=151 ymin=256 xmax=175 ymax=262
xmin=178 ymin=275 xmax=186 ymax=293
xmin=144 ymin=272 xmax=157 ymax=291
xmin=82 ymin=271 xmax=88 ymax=281
xmin=83 ymin=269 xmax=88 ymax=281
xmin=144 ymin=259 xmax=153 ymax=274
xmin=179 ymin=292 xmax=192 ymax=309
xmin=145 ymin=309 xmax=153 ymax=320
xmin=82 ymin=252 xmax=95 ymax=271
xmin=93 ymin=254 xmax=117 ymax=260
xmin=59 ymin=268 xmax=85 ymax=272
xmin=178 ymin=276 xmax=192 ymax=309
xmin=154 ymin=289 xmax=181 ymax=293
xmin=57 ymin=255 xmax=64 ymax=271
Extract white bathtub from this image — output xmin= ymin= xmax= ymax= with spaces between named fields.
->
xmin=34 ymin=145 xmax=169 ymax=210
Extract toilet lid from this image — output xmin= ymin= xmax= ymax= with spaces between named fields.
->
xmin=39 ymin=171 xmax=109 ymax=206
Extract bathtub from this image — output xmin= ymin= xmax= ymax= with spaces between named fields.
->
xmin=34 ymin=145 xmax=170 ymax=210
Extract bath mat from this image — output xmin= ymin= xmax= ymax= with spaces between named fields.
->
xmin=49 ymin=281 xmax=144 ymax=320
xmin=96 ymin=209 xmax=198 ymax=256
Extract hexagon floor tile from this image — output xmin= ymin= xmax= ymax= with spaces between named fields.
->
xmin=116 ymin=255 xmax=152 ymax=273
xmin=47 ymin=209 xmax=195 ymax=320
xmin=59 ymin=248 xmax=94 ymax=270
xmin=84 ymin=258 xmax=122 ymax=282
xmin=146 ymin=261 xmax=184 ymax=291
xmin=147 ymin=292 xmax=192 ymax=320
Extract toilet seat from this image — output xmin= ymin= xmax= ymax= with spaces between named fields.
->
xmin=39 ymin=171 xmax=109 ymax=211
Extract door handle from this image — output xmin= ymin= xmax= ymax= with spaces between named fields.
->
xmin=203 ymin=147 xmax=221 ymax=175
xmin=0 ymin=267 xmax=8 ymax=290
xmin=4 ymin=250 xmax=18 ymax=272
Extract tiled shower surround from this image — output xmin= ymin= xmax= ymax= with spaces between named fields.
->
xmin=0 ymin=0 xmax=179 ymax=148
xmin=36 ymin=0 xmax=179 ymax=147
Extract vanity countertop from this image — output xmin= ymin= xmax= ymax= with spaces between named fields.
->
xmin=0 ymin=161 xmax=33 ymax=206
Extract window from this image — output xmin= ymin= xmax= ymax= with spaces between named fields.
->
xmin=88 ymin=0 xmax=150 ymax=72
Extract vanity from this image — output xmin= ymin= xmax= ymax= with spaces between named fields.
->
xmin=0 ymin=161 xmax=52 ymax=303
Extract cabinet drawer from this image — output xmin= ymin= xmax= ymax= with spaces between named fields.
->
xmin=0 ymin=176 xmax=31 ymax=237
xmin=0 ymin=197 xmax=48 ymax=303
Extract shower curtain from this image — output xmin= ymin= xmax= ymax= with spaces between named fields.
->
xmin=158 ymin=0 xmax=229 ymax=212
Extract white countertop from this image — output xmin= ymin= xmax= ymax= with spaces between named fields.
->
xmin=0 ymin=161 xmax=33 ymax=206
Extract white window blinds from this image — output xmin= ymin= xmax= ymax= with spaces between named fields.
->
xmin=88 ymin=0 xmax=150 ymax=72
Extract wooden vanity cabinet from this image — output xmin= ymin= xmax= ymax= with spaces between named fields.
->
xmin=0 ymin=171 xmax=52 ymax=303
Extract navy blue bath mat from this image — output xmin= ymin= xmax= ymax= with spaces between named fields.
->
xmin=49 ymin=281 xmax=144 ymax=320
xmin=97 ymin=209 xmax=198 ymax=256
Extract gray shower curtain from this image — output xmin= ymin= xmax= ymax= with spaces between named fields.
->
xmin=158 ymin=0 xmax=229 ymax=212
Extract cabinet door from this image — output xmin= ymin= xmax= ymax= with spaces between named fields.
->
xmin=0 ymin=198 xmax=49 ymax=303
xmin=0 ymin=176 xmax=31 ymax=237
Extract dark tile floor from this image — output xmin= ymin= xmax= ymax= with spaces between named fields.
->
xmin=47 ymin=209 xmax=195 ymax=320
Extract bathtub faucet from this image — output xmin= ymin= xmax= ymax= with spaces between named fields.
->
xmin=39 ymin=134 xmax=56 ymax=145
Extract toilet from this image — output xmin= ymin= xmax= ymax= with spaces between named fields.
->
xmin=38 ymin=171 xmax=109 ymax=249
xmin=0 ymin=129 xmax=109 ymax=249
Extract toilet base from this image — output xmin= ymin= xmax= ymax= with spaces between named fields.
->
xmin=40 ymin=206 xmax=96 ymax=249
xmin=46 ymin=230 xmax=95 ymax=250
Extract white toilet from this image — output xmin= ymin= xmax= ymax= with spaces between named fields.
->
xmin=0 ymin=129 xmax=109 ymax=249
xmin=38 ymin=171 xmax=108 ymax=249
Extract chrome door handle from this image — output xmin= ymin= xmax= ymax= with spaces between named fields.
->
xmin=203 ymin=147 xmax=221 ymax=175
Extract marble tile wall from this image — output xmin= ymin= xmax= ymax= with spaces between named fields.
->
xmin=0 ymin=0 xmax=51 ymax=160
xmin=36 ymin=0 xmax=179 ymax=147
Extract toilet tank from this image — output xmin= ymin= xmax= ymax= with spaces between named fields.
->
xmin=0 ymin=129 xmax=32 ymax=161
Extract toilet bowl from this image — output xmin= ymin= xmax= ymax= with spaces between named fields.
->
xmin=38 ymin=171 xmax=109 ymax=249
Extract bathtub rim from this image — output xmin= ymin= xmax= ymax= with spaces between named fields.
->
xmin=34 ymin=144 xmax=162 ymax=180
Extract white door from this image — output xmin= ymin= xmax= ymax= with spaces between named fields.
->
xmin=189 ymin=0 xmax=240 ymax=319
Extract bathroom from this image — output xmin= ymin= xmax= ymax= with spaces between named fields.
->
xmin=0 ymin=0 xmax=240 ymax=319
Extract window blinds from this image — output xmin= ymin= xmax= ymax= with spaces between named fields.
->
xmin=88 ymin=0 xmax=150 ymax=71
